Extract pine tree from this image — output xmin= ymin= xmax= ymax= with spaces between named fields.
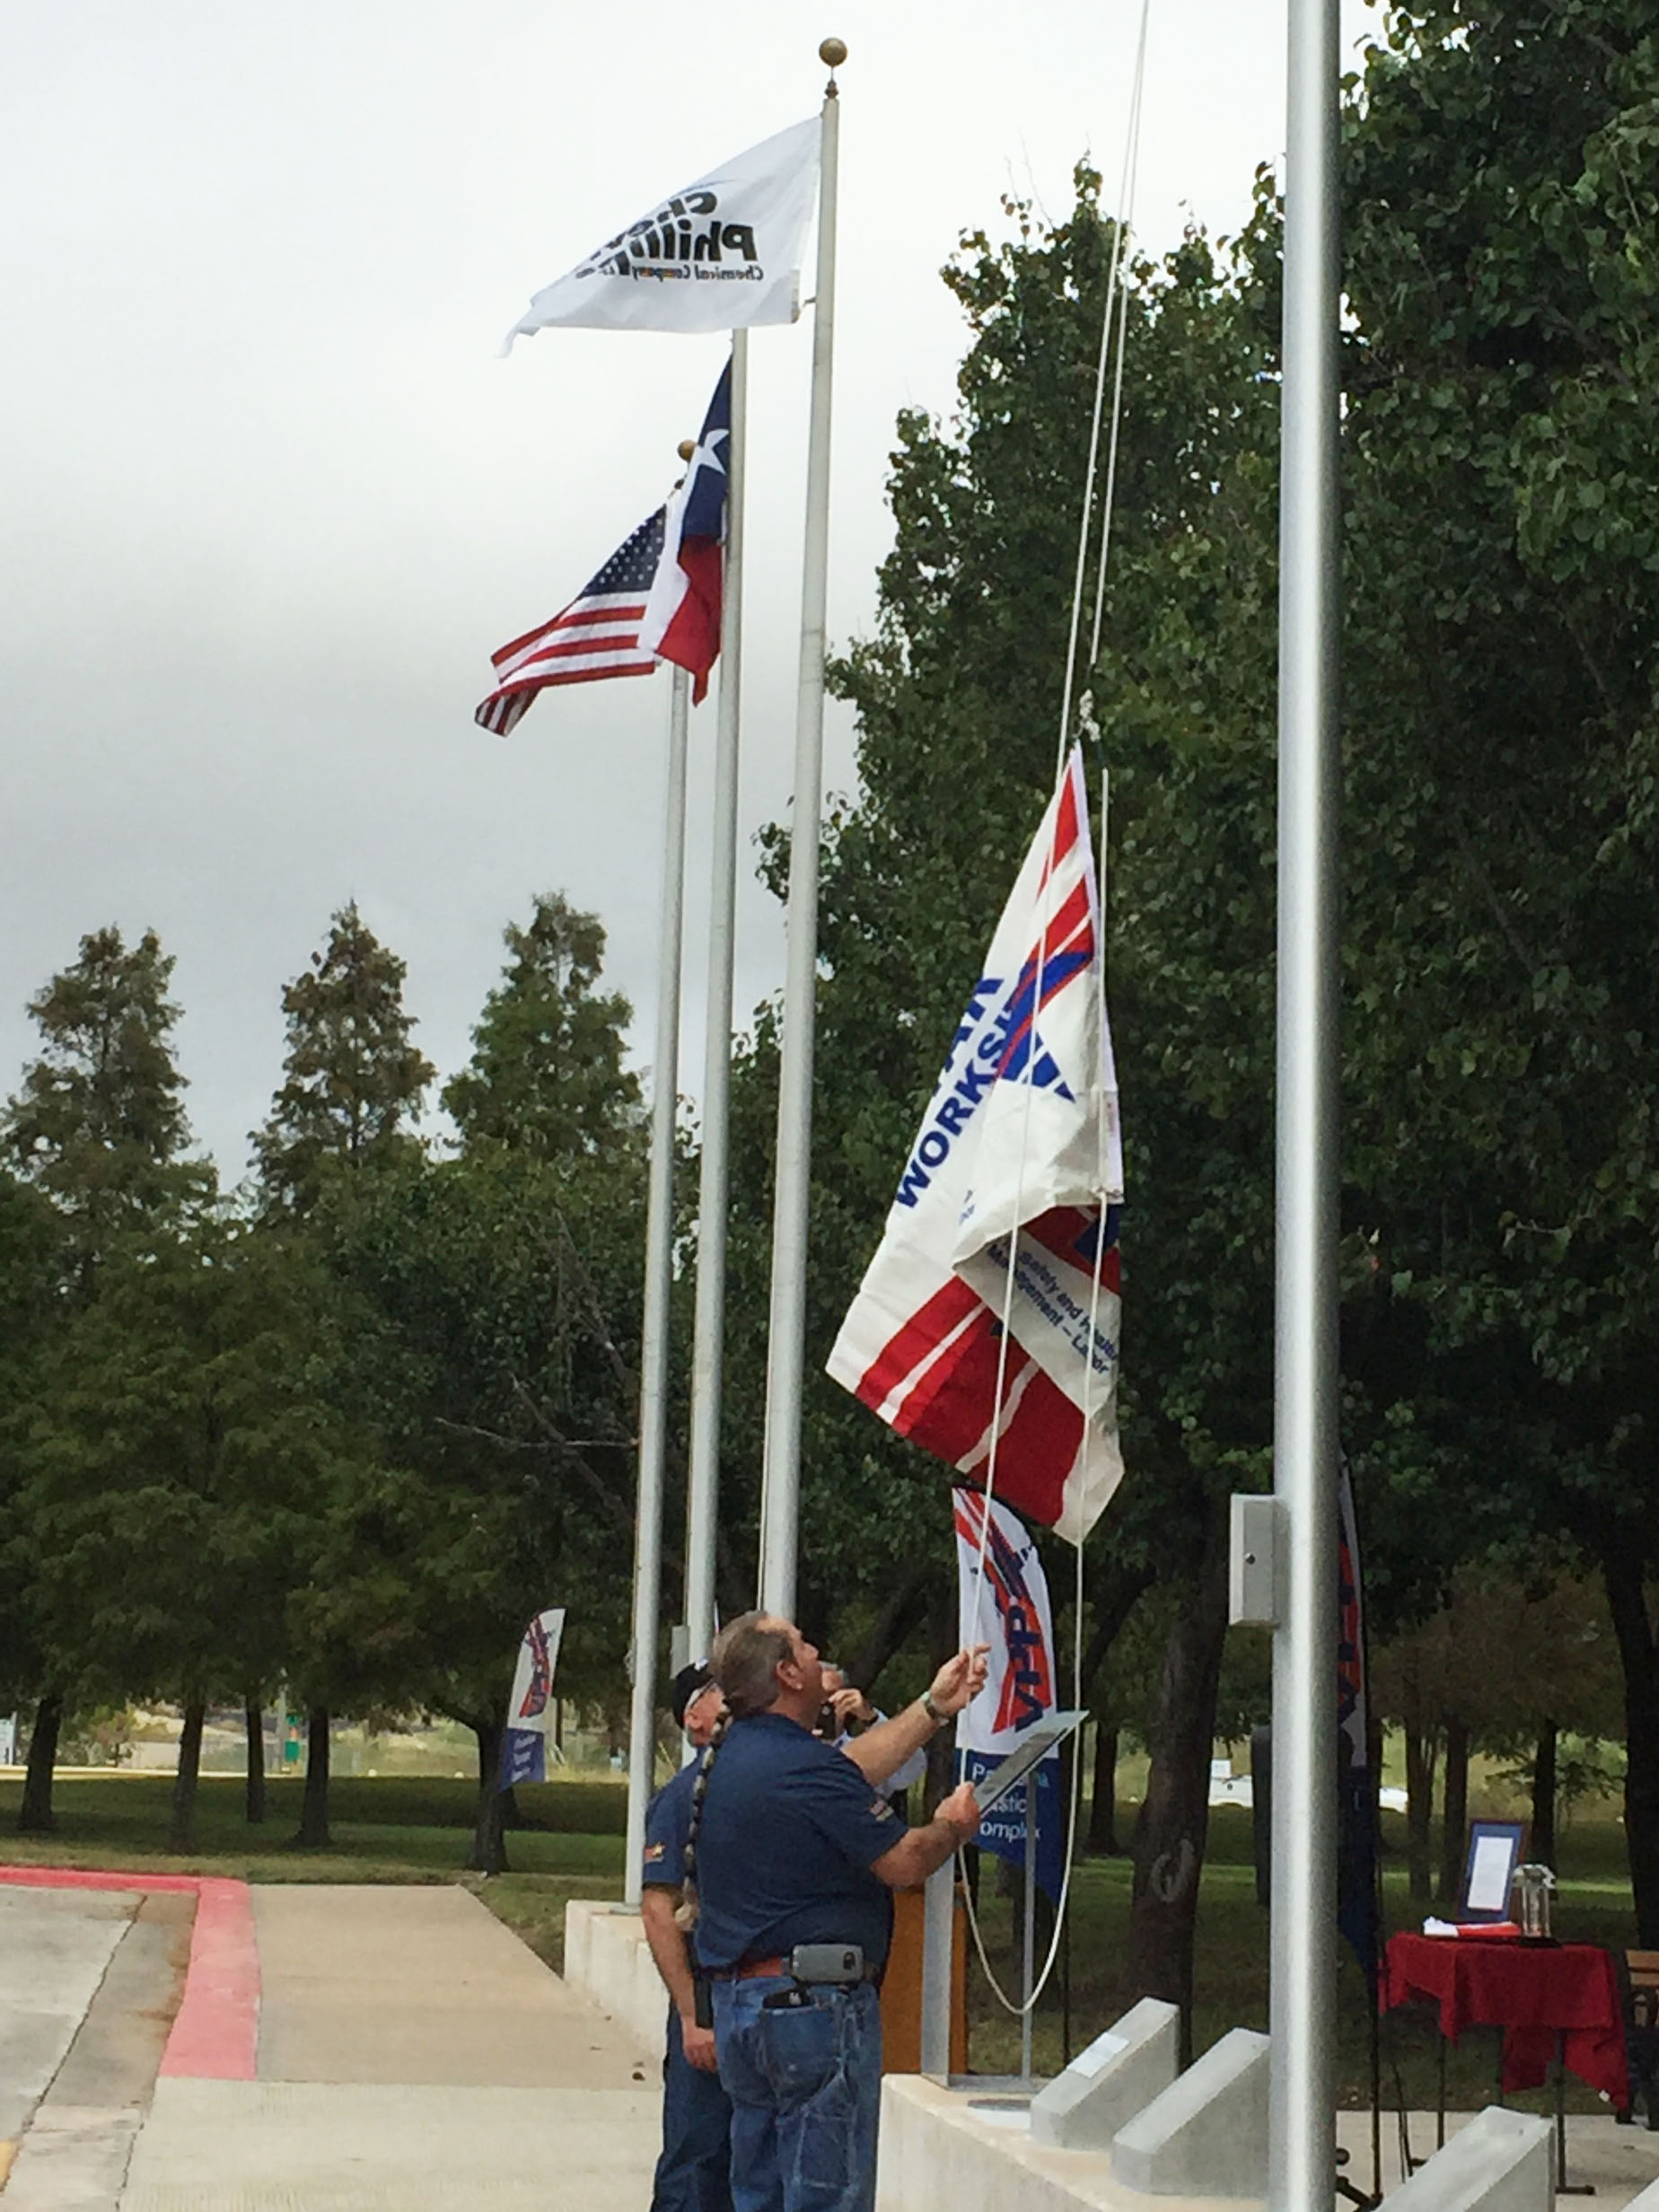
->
xmin=442 ymin=893 xmax=641 ymax=1160
xmin=4 ymin=925 xmax=198 ymax=1280
xmin=252 ymin=902 xmax=433 ymax=1846
xmin=252 ymin=903 xmax=434 ymax=1216
xmin=3 ymin=925 xmax=200 ymax=1832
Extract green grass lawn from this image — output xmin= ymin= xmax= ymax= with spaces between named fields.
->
xmin=0 ymin=1773 xmax=1638 ymax=2112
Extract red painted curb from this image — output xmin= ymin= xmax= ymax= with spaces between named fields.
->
xmin=0 ymin=1865 xmax=259 ymax=2079
xmin=160 ymin=1877 xmax=259 ymax=2079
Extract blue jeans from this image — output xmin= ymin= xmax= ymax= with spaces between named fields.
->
xmin=653 ymin=2005 xmax=734 ymax=2212
xmin=711 ymin=1976 xmax=882 ymax=2212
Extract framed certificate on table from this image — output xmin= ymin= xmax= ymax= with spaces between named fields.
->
xmin=1462 ymin=1819 xmax=1524 ymax=1921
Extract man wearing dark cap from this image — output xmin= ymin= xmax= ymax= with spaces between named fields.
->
xmin=640 ymin=1661 xmax=732 ymax=2212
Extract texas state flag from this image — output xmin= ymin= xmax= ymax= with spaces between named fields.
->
xmin=639 ymin=361 xmax=730 ymax=703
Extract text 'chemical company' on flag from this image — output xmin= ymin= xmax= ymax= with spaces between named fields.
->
xmin=502 ymin=116 xmax=821 ymax=343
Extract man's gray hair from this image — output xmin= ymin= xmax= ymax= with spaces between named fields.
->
xmin=712 ymin=1612 xmax=795 ymax=1718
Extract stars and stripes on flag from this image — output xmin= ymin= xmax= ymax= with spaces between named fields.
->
xmin=827 ymin=748 xmax=1126 ymax=1545
xmin=639 ymin=360 xmax=731 ymax=704
xmin=474 ymin=508 xmax=666 ymax=738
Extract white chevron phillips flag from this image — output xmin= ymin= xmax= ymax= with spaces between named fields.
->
xmin=828 ymin=749 xmax=1125 ymax=1545
xmin=502 ymin=116 xmax=821 ymax=345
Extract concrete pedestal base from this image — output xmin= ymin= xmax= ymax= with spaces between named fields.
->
xmin=563 ymin=1900 xmax=665 ymax=2051
xmin=1110 ymin=2029 xmax=1268 ymax=2199
xmin=877 ymin=2075 xmax=1258 ymax=2212
xmin=1384 ymin=2107 xmax=1550 ymax=2211
xmin=1031 ymin=2001 xmax=1181 ymax=2152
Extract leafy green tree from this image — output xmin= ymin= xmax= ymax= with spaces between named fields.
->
xmin=443 ymin=893 xmax=642 ymax=1160
xmin=252 ymin=902 xmax=434 ymax=1216
xmin=4 ymin=925 xmax=200 ymax=1284
xmin=252 ymin=900 xmax=434 ymax=1844
xmin=0 ymin=1170 xmax=66 ymax=1739
xmin=311 ymin=1146 xmax=644 ymax=1871
xmin=18 ymin=1215 xmax=343 ymax=1849
xmin=2 ymin=926 xmax=203 ymax=1829
xmin=1333 ymin=0 xmax=1659 ymax=1936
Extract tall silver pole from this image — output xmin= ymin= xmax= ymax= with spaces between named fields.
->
xmin=623 ymin=662 xmax=691 ymax=1909
xmin=758 ymin=44 xmax=843 ymax=1618
xmin=1268 ymin=0 xmax=1341 ymax=2200
xmin=684 ymin=334 xmax=747 ymax=1663
xmin=1020 ymin=1775 xmax=1038 ymax=2083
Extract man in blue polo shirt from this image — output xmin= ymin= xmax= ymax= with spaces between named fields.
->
xmin=689 ymin=1613 xmax=984 ymax=2212
xmin=641 ymin=1662 xmax=733 ymax=2212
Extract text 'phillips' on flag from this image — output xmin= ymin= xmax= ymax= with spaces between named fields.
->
xmin=502 ymin=116 xmax=821 ymax=345
xmin=638 ymin=359 xmax=731 ymax=704
xmin=475 ymin=508 xmax=666 ymax=738
xmin=826 ymin=747 xmax=1126 ymax=1546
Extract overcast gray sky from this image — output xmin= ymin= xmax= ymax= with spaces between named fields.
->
xmin=0 ymin=1 xmax=1374 ymax=1185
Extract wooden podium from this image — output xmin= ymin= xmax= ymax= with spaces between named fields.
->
xmin=881 ymin=1883 xmax=968 ymax=2074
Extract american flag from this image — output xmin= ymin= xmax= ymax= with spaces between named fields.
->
xmin=475 ymin=507 xmax=666 ymax=737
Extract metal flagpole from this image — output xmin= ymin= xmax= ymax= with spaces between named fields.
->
xmin=1268 ymin=0 xmax=1341 ymax=2199
xmin=1021 ymin=1776 xmax=1038 ymax=2082
xmin=758 ymin=39 xmax=844 ymax=1618
xmin=623 ymin=657 xmax=692 ymax=1908
xmin=684 ymin=335 xmax=748 ymax=1663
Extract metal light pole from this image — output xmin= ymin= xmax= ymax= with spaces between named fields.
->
xmin=1268 ymin=0 xmax=1342 ymax=2200
xmin=622 ymin=657 xmax=691 ymax=1908
xmin=758 ymin=40 xmax=844 ymax=1619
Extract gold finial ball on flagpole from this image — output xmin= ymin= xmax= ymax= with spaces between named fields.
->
xmin=820 ymin=36 xmax=847 ymax=68
xmin=678 ymin=440 xmax=697 ymax=461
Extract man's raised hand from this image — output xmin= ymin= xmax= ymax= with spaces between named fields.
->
xmin=928 ymin=1644 xmax=992 ymax=1718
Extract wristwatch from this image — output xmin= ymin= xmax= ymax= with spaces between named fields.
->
xmin=919 ymin=1689 xmax=946 ymax=1730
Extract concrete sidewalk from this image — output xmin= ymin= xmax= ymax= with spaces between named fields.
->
xmin=0 ymin=1884 xmax=193 ymax=2210
xmin=122 ymin=1884 xmax=662 ymax=2212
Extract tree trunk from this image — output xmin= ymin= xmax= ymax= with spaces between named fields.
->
xmin=1122 ymin=1505 xmax=1231 ymax=2063
xmin=1400 ymin=1654 xmax=1438 ymax=1902
xmin=1531 ymin=1720 xmax=1558 ymax=1870
xmin=468 ymin=1718 xmax=510 ymax=1874
xmin=293 ymin=1707 xmax=332 ymax=1848
xmin=1436 ymin=1716 xmax=1470 ymax=1907
xmin=244 ymin=1703 xmax=266 ymax=1825
xmin=169 ymin=1700 xmax=206 ymax=1853
xmin=19 ymin=1692 xmax=63 ymax=1834
xmin=1088 ymin=1723 xmax=1122 ymax=1855
xmin=1602 ymin=1548 xmax=1659 ymax=1944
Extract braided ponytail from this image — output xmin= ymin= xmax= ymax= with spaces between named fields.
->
xmin=673 ymin=1707 xmax=732 ymax=1933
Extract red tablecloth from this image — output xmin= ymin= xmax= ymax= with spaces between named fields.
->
xmin=1382 ymin=1932 xmax=1628 ymax=2108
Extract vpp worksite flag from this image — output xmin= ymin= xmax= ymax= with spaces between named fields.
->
xmin=502 ymin=117 xmax=821 ymax=344
xmin=828 ymin=748 xmax=1125 ymax=1543
xmin=953 ymin=1488 xmax=1063 ymax=1898
xmin=638 ymin=360 xmax=731 ymax=703
xmin=475 ymin=510 xmax=665 ymax=735
xmin=498 ymin=1606 xmax=566 ymax=1788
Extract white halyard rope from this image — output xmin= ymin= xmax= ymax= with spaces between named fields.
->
xmin=959 ymin=0 xmax=1149 ymax=2020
